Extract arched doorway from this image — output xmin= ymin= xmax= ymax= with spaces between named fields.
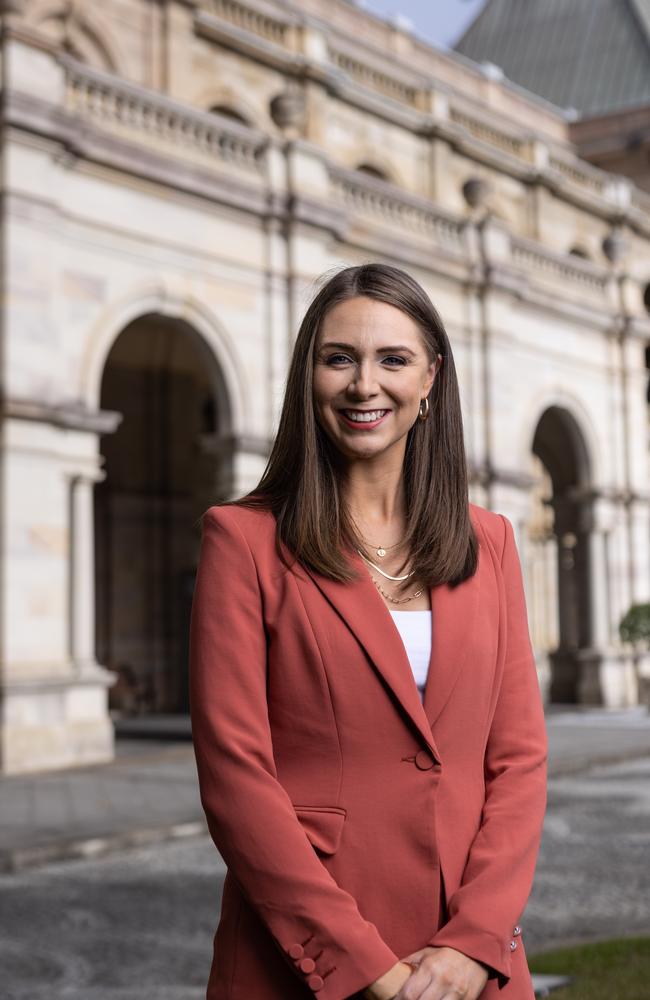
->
xmin=94 ymin=313 xmax=233 ymax=715
xmin=531 ymin=406 xmax=597 ymax=702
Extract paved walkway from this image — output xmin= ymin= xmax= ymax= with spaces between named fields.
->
xmin=0 ymin=709 xmax=650 ymax=871
xmin=4 ymin=707 xmax=649 ymax=997
xmin=2 ymin=706 xmax=650 ymax=873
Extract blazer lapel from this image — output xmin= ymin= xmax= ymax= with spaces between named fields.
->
xmin=302 ymin=546 xmax=481 ymax=764
xmin=422 ymin=567 xmax=481 ymax=730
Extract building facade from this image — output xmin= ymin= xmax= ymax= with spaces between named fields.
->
xmin=1 ymin=0 xmax=649 ymax=774
xmin=456 ymin=0 xmax=650 ymax=196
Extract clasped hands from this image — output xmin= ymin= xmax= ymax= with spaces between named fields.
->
xmin=363 ymin=946 xmax=489 ymax=1000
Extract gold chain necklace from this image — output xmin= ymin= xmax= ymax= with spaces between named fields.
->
xmin=356 ymin=548 xmax=413 ymax=582
xmin=371 ymin=575 xmax=424 ymax=606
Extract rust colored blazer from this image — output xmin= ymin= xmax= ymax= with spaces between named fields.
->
xmin=189 ymin=501 xmax=547 ymax=1000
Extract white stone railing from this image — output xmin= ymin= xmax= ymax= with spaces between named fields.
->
xmin=631 ymin=186 xmax=650 ymax=218
xmin=64 ymin=58 xmax=268 ymax=176
xmin=330 ymin=166 xmax=466 ymax=252
xmin=327 ymin=42 xmax=423 ymax=108
xmin=511 ymin=236 xmax=611 ymax=295
xmin=547 ymin=148 xmax=609 ymax=198
xmin=449 ymin=105 xmax=526 ymax=159
xmin=206 ymin=0 xmax=294 ymax=46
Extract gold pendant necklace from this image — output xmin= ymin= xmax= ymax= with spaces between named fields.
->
xmin=350 ymin=514 xmax=404 ymax=559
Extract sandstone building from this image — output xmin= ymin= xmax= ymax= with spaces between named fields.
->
xmin=1 ymin=0 xmax=649 ymax=773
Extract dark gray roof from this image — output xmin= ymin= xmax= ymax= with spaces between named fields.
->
xmin=454 ymin=0 xmax=650 ymax=116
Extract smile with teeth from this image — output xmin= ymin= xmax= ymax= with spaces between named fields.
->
xmin=340 ymin=409 xmax=389 ymax=423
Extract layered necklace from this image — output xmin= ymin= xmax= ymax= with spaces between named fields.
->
xmin=351 ymin=518 xmax=423 ymax=606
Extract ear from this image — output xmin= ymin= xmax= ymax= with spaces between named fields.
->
xmin=423 ymin=353 xmax=443 ymax=395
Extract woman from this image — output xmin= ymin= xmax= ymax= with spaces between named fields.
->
xmin=189 ymin=263 xmax=547 ymax=1000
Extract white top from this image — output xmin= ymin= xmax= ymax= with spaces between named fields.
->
xmin=389 ymin=610 xmax=432 ymax=703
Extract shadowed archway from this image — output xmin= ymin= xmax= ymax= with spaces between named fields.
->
xmin=532 ymin=405 xmax=597 ymax=702
xmin=95 ymin=313 xmax=233 ymax=715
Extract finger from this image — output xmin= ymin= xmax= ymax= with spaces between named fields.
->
xmin=401 ymin=950 xmax=427 ymax=965
xmin=396 ymin=965 xmax=433 ymax=1000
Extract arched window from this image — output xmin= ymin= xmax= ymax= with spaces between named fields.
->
xmin=209 ymin=105 xmax=250 ymax=127
xmin=355 ymin=163 xmax=391 ymax=182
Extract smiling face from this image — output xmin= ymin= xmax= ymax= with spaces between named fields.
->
xmin=313 ymin=296 xmax=442 ymax=466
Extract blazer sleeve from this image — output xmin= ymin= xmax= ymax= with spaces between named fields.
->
xmin=188 ymin=506 xmax=400 ymax=1000
xmin=427 ymin=513 xmax=548 ymax=987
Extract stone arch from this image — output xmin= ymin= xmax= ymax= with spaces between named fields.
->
xmin=24 ymin=0 xmax=122 ymax=74
xmin=517 ymin=385 xmax=603 ymax=489
xmin=521 ymin=392 xmax=605 ymax=704
xmin=568 ymin=244 xmax=591 ymax=260
xmin=192 ymin=85 xmax=265 ymax=130
xmin=350 ymin=149 xmax=403 ymax=187
xmin=92 ymin=298 xmax=247 ymax=714
xmin=209 ymin=105 xmax=251 ymax=126
xmin=80 ymin=284 xmax=248 ymax=437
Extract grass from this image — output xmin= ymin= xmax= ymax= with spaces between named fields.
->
xmin=529 ymin=936 xmax=650 ymax=999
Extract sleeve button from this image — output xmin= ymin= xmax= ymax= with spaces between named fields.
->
xmin=299 ymin=957 xmax=316 ymax=973
xmin=510 ymin=940 xmax=517 ymax=951
xmin=513 ymin=925 xmax=522 ymax=936
xmin=288 ymin=943 xmax=304 ymax=959
xmin=308 ymin=974 xmax=324 ymax=991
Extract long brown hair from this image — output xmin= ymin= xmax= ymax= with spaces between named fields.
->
xmin=217 ymin=263 xmax=478 ymax=590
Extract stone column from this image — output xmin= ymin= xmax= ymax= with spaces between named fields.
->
xmin=0 ymin=402 xmax=118 ymax=774
xmin=69 ymin=471 xmax=104 ymax=674
xmin=629 ymin=496 xmax=650 ymax=705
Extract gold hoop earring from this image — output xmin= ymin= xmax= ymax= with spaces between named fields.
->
xmin=418 ymin=397 xmax=429 ymax=421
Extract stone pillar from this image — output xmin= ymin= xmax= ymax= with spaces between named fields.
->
xmin=629 ymin=496 xmax=650 ymax=705
xmin=0 ymin=404 xmax=118 ymax=774
xmin=70 ymin=471 xmax=103 ymax=673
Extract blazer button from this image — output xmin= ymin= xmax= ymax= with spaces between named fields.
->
xmin=414 ymin=749 xmax=435 ymax=770
xmin=308 ymin=973 xmax=324 ymax=991
xmin=288 ymin=943 xmax=304 ymax=959
xmin=510 ymin=940 xmax=517 ymax=951
xmin=299 ymin=957 xmax=316 ymax=974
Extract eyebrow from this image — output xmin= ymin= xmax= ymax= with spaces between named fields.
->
xmin=318 ymin=341 xmax=416 ymax=356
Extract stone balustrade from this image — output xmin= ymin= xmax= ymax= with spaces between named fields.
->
xmin=192 ymin=0 xmax=650 ymax=230
xmin=65 ymin=58 xmax=268 ymax=176
xmin=448 ymin=105 xmax=526 ymax=159
xmin=631 ymin=186 xmax=650 ymax=219
xmin=327 ymin=41 xmax=425 ymax=109
xmin=207 ymin=0 xmax=294 ymax=46
xmin=547 ymin=148 xmax=610 ymax=198
xmin=329 ymin=165 xmax=467 ymax=254
xmin=511 ymin=235 xmax=611 ymax=297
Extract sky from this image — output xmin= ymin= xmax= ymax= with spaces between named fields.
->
xmin=357 ymin=0 xmax=486 ymax=50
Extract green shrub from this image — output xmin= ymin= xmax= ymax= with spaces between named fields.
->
xmin=619 ymin=602 xmax=650 ymax=646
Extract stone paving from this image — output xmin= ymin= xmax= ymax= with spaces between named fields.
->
xmin=525 ymin=755 xmax=650 ymax=956
xmin=2 ymin=708 xmax=650 ymax=872
xmin=1 ymin=751 xmax=649 ymax=999
xmin=1 ymin=708 xmax=650 ymax=998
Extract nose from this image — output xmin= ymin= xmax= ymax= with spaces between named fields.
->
xmin=348 ymin=360 xmax=378 ymax=398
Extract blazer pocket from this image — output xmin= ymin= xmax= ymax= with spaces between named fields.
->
xmin=292 ymin=804 xmax=347 ymax=855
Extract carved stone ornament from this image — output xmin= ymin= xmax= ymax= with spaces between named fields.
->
xmin=602 ymin=229 xmax=627 ymax=264
xmin=269 ymin=88 xmax=307 ymax=134
xmin=462 ymin=176 xmax=491 ymax=209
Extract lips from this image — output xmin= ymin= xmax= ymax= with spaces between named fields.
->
xmin=338 ymin=408 xmax=391 ymax=430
